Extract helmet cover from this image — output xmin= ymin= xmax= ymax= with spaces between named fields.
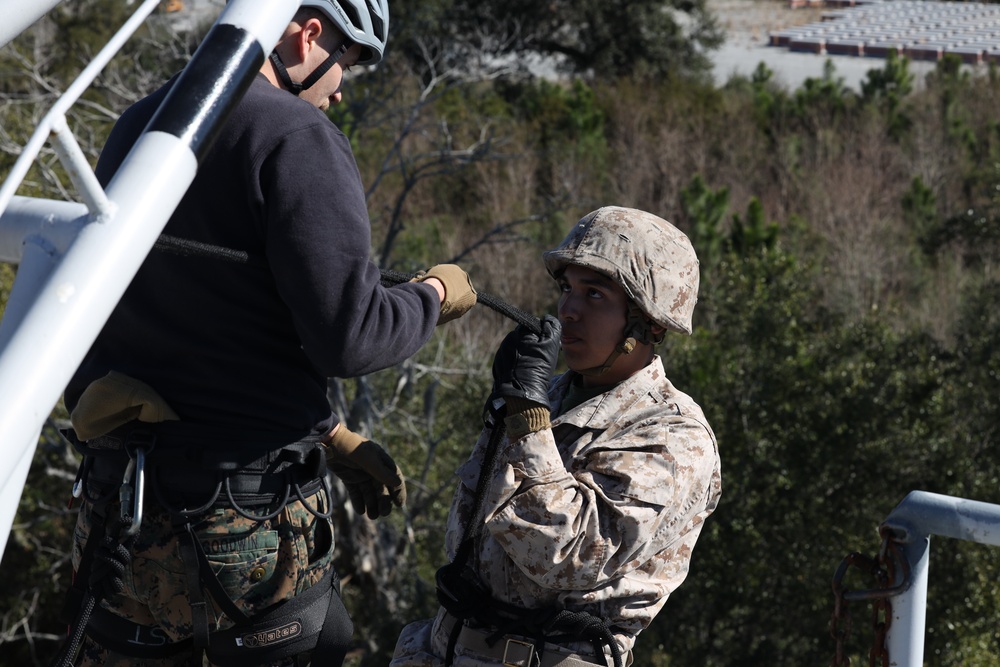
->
xmin=543 ymin=206 xmax=700 ymax=335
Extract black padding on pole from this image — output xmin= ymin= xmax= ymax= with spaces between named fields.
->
xmin=147 ymin=23 xmax=264 ymax=162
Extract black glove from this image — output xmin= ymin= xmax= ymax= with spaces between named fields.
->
xmin=491 ymin=315 xmax=562 ymax=407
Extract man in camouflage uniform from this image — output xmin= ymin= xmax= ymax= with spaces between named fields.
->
xmin=392 ymin=207 xmax=722 ymax=667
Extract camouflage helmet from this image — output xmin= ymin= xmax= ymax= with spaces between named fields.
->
xmin=543 ymin=206 xmax=700 ymax=335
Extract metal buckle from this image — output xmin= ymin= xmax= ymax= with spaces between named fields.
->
xmin=503 ymin=638 xmax=536 ymax=667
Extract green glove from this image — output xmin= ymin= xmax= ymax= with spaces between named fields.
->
xmin=324 ymin=425 xmax=406 ymax=519
xmin=414 ymin=264 xmax=477 ymax=324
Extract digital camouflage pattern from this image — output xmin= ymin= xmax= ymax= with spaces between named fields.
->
xmin=542 ymin=207 xmax=700 ymax=335
xmin=71 ymin=497 xmax=335 ymax=667
xmin=391 ymin=356 xmax=722 ymax=665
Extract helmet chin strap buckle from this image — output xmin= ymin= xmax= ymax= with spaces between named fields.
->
xmin=269 ymin=40 xmax=352 ymax=97
xmin=618 ymin=338 xmax=636 ymax=355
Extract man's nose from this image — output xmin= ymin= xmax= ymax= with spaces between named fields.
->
xmin=557 ymin=295 xmax=579 ymax=321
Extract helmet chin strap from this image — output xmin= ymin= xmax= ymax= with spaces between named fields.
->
xmin=575 ymin=303 xmax=659 ymax=378
xmin=269 ymin=40 xmax=352 ymax=96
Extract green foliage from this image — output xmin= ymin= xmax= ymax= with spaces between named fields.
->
xmin=511 ymin=78 xmax=609 ymax=200
xmin=793 ymin=59 xmax=851 ymax=125
xmin=640 ymin=239 xmax=969 ymax=665
xmin=861 ymin=50 xmax=914 ymax=139
xmin=903 ymin=175 xmax=939 ymax=255
xmin=729 ymin=197 xmax=778 ymax=258
xmin=927 ymin=55 xmax=977 ymax=155
xmin=393 ymin=0 xmax=723 ymax=80
xmin=680 ymin=174 xmax=730 ymax=279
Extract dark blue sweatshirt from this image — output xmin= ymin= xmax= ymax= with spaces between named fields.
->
xmin=65 ymin=73 xmax=439 ymax=443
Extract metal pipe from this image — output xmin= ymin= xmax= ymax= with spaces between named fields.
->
xmin=0 ymin=0 xmax=302 ymax=559
xmin=0 ymin=196 xmax=88 ymax=264
xmin=883 ymin=490 xmax=1000 ymax=548
xmin=0 ymin=0 xmax=63 ymax=50
xmin=0 ymin=0 xmax=162 ymax=218
xmin=881 ymin=491 xmax=1000 ymax=666
xmin=885 ymin=535 xmax=930 ymax=667
xmin=48 ymin=115 xmax=115 ymax=220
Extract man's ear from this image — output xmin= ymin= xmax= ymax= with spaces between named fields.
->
xmin=293 ymin=17 xmax=324 ymax=61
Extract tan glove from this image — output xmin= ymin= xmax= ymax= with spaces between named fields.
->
xmin=413 ymin=264 xmax=477 ymax=325
xmin=324 ymin=424 xmax=406 ymax=519
xmin=70 ymin=371 xmax=179 ymax=440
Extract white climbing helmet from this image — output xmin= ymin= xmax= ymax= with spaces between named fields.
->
xmin=302 ymin=0 xmax=389 ymax=66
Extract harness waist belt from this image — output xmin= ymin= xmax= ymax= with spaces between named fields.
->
xmin=67 ymin=422 xmax=329 ymax=510
xmin=440 ymin=611 xmax=632 ymax=667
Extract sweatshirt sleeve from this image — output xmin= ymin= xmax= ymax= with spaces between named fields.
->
xmin=256 ymin=120 xmax=441 ymax=377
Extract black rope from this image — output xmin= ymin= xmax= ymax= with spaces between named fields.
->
xmin=155 ymin=234 xmax=264 ymax=267
xmin=378 ymin=268 xmax=542 ymax=334
xmin=51 ymin=514 xmax=136 ymax=667
xmin=152 ymin=235 xmax=542 ymax=334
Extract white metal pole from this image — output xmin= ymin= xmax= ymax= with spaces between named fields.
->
xmin=0 ymin=0 xmax=162 ymax=217
xmin=0 ymin=0 xmax=302 ymax=560
xmin=884 ymin=535 xmax=930 ymax=667
xmin=0 ymin=0 xmax=63 ymax=50
xmin=0 ymin=237 xmax=58 ymax=559
xmin=0 ymin=197 xmax=88 ymax=264
xmin=880 ymin=491 xmax=1000 ymax=667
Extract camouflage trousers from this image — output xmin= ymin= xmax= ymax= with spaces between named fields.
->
xmin=70 ymin=493 xmax=337 ymax=667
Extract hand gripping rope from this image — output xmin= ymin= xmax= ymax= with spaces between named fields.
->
xmin=155 ymin=233 xmax=544 ymax=333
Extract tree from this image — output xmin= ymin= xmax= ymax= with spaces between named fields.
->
xmin=861 ymin=49 xmax=914 ymax=140
xmin=390 ymin=0 xmax=724 ymax=80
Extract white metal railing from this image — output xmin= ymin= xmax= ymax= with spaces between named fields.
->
xmin=0 ymin=0 xmax=302 ymax=559
xmin=880 ymin=490 xmax=1000 ymax=666
xmin=834 ymin=490 xmax=1000 ymax=666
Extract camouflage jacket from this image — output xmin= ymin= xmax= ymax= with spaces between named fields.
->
xmin=446 ymin=355 xmax=722 ymax=652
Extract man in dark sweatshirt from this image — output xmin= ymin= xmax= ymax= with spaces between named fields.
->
xmin=60 ymin=2 xmax=475 ymax=665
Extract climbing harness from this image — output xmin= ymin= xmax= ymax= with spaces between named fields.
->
xmin=434 ymin=401 xmax=625 ymax=667
xmin=56 ymin=423 xmax=349 ymax=666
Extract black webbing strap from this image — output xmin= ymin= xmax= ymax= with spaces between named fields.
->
xmin=268 ymin=51 xmax=302 ymax=94
xmin=176 ymin=518 xmax=252 ymax=626
xmin=267 ymin=41 xmax=351 ymax=96
xmin=176 ymin=520 xmax=212 ymax=656
xmin=206 ymin=566 xmax=353 ymax=667
xmin=436 ymin=405 xmax=508 ymax=666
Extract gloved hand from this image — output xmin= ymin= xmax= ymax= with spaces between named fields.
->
xmin=491 ymin=315 xmax=561 ymax=439
xmin=492 ymin=315 xmax=562 ymax=405
xmin=413 ymin=264 xmax=477 ymax=325
xmin=70 ymin=371 xmax=179 ymax=440
xmin=324 ymin=424 xmax=406 ymax=520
